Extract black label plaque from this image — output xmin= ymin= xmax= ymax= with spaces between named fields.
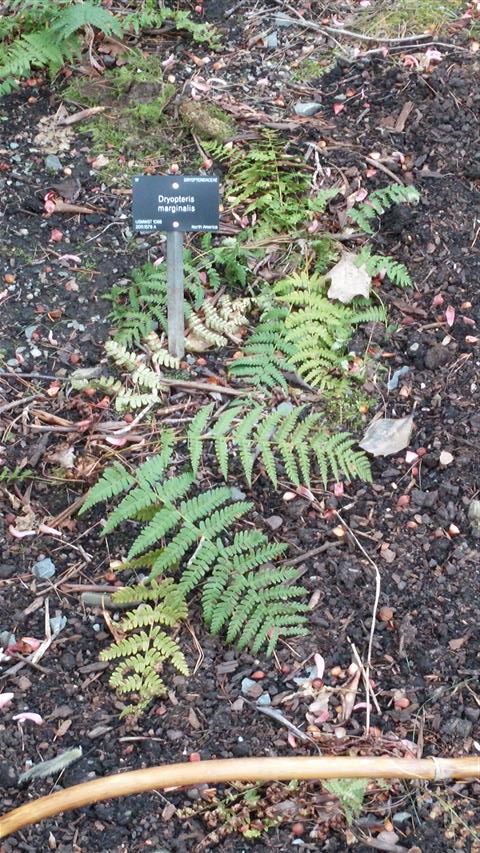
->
xmin=132 ymin=175 xmax=219 ymax=233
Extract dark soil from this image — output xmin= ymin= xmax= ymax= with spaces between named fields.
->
xmin=1 ymin=2 xmax=480 ymax=852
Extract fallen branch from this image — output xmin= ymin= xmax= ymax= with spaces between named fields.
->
xmin=1 ymin=755 xmax=478 ymax=838
xmin=57 ymin=106 xmax=106 ymax=126
xmin=0 ymin=394 xmax=42 ymax=415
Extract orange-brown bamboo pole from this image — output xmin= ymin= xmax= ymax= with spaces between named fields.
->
xmin=1 ymin=755 xmax=478 ymax=839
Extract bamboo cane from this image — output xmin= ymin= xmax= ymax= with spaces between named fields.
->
xmin=1 ymin=755 xmax=479 ymax=838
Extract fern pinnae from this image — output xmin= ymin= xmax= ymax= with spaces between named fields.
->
xmin=256 ymin=408 xmax=284 ymax=488
xmin=179 ymin=487 xmax=233 ymax=525
xmin=233 ymin=403 xmax=264 ymax=485
xmin=126 ymin=506 xmax=181 ymax=561
xmin=178 ymin=538 xmax=220 ymax=595
xmin=79 ymin=462 xmax=134 ymax=515
xmin=212 ymin=404 xmax=243 ymax=479
xmin=188 ymin=403 xmax=214 ymax=475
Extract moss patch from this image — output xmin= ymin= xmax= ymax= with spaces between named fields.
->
xmin=291 ymin=55 xmax=335 ymax=83
xmin=353 ymin=0 xmax=465 ymax=37
xmin=62 ymin=51 xmax=185 ymax=182
xmin=179 ymin=99 xmax=235 ymax=142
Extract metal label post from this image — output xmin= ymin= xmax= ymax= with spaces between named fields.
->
xmin=167 ymin=229 xmax=185 ymax=359
xmin=132 ymin=174 xmax=219 ymax=360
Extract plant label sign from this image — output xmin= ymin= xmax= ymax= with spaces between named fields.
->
xmin=132 ymin=175 xmax=220 ymax=360
xmin=132 ymin=175 xmax=219 ymax=233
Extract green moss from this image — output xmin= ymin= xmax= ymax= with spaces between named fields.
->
xmin=62 ymin=51 xmax=183 ymax=183
xmin=354 ymin=0 xmax=465 ymax=37
xmin=179 ymin=100 xmax=235 ymax=142
xmin=291 ymin=56 xmax=334 ymax=83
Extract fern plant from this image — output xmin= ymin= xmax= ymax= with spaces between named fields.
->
xmin=188 ymin=401 xmax=371 ymax=488
xmin=124 ymin=1 xmax=221 ymax=48
xmin=356 ymin=246 xmax=412 ymax=288
xmin=274 ymin=271 xmax=386 ymax=391
xmin=71 ymin=338 xmax=176 ymax=412
xmin=80 ymin=437 xmax=308 ymax=665
xmin=0 ymin=0 xmax=123 ymax=95
xmin=100 ymin=579 xmax=188 ymax=716
xmin=348 ymin=184 xmax=419 ymax=234
xmin=108 ymin=238 xmax=252 ymax=348
xmin=323 ymin=778 xmax=368 ymax=825
xmin=208 ymin=132 xmax=338 ymax=237
xmin=229 ymin=306 xmax=293 ymax=392
xmin=231 ymin=272 xmax=386 ymax=395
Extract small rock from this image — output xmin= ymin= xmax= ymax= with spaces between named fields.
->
xmin=429 ymin=538 xmax=451 ymax=564
xmin=468 ymin=499 xmax=480 ymax=536
xmin=464 ymin=707 xmax=480 ymax=723
xmin=186 ymin=783 xmax=209 ymax=801
xmin=230 ymin=487 xmax=247 ymax=501
xmin=0 ymin=563 xmax=16 ymax=579
xmin=294 ymin=101 xmax=322 ymax=117
xmin=91 ymin=154 xmax=109 ymax=169
xmin=439 ymin=450 xmax=454 ymax=466
xmin=393 ymin=811 xmax=412 ymax=825
xmin=241 ymin=678 xmax=263 ymax=699
xmin=32 ymin=557 xmax=56 ymax=579
xmin=424 ymin=346 xmax=449 ymax=370
xmin=166 ymin=729 xmax=183 ymax=741
xmin=265 ymin=515 xmax=283 ymax=530
xmin=379 ymin=606 xmax=394 ymax=622
xmin=264 ymin=31 xmax=278 ymax=48
xmin=0 ymin=763 xmax=17 ymax=789
xmin=441 ymin=717 xmax=472 ymax=738
xmin=45 ymin=154 xmax=62 ymax=172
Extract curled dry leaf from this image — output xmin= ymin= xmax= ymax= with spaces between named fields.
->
xmin=359 ymin=414 xmax=414 ymax=457
xmin=0 ymin=692 xmax=14 ymax=710
xmin=326 ymin=252 xmax=371 ymax=304
xmin=13 ymin=712 xmax=44 ymax=725
xmin=314 ymin=653 xmax=325 ymax=681
xmin=445 ymin=305 xmax=456 ymax=327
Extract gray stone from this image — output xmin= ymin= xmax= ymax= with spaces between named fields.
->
xmin=441 ymin=717 xmax=472 ymax=738
xmin=294 ymin=101 xmax=322 ymax=117
xmin=0 ymin=563 xmax=16 ymax=579
xmin=45 ymin=154 xmax=62 ymax=172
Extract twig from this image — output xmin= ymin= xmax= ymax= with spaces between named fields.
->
xmin=57 ymin=106 xmax=106 ymax=126
xmin=159 ymin=377 xmax=246 ymax=396
xmin=335 ymin=511 xmax=381 ymax=736
xmin=279 ymin=540 xmax=344 ymax=568
xmin=365 ymin=157 xmax=404 ymax=186
xmin=270 ymin=6 xmax=433 ymax=44
xmin=0 ymin=372 xmax=71 ymax=381
xmin=349 ymin=640 xmax=381 ymax=715
xmin=242 ymin=698 xmax=319 ymax=749
xmin=0 ymin=394 xmax=42 ymax=415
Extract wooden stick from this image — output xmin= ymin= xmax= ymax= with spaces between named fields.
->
xmin=1 ymin=755 xmax=479 ymax=838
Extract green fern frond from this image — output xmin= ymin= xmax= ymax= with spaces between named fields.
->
xmin=0 ymin=0 xmax=124 ymax=94
xmin=188 ymin=403 xmax=214 ymax=475
xmin=83 ymin=448 xmax=309 ymax=667
xmin=100 ymin=579 xmax=188 ymax=716
xmin=348 ymin=184 xmax=419 ymax=234
xmin=272 ymin=271 xmax=387 ymax=390
xmin=51 ymin=2 xmax=122 ymax=40
xmin=79 ymin=461 xmax=134 ymax=515
xmin=187 ymin=401 xmax=371 ymax=489
xmin=201 ymin=533 xmax=308 ymax=654
xmin=323 ymin=778 xmax=368 ymax=825
xmin=357 ymin=247 xmax=412 ymax=288
xmin=229 ymin=307 xmax=292 ymax=392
